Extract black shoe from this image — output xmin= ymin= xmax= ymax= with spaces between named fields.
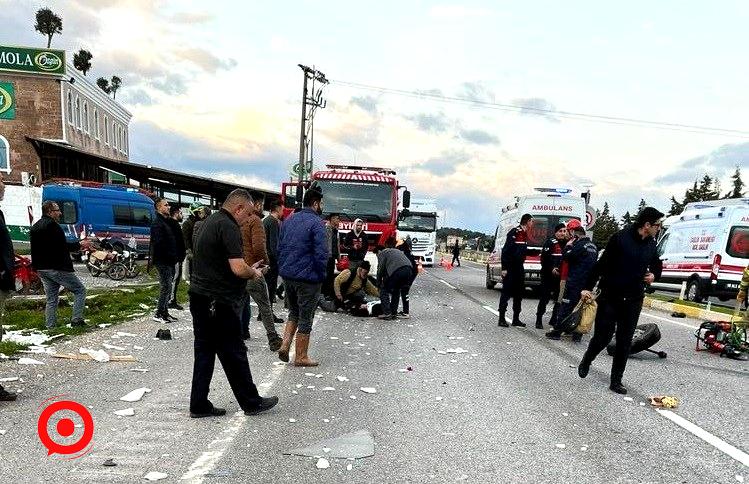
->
xmin=244 ymin=396 xmax=279 ymax=415
xmin=190 ymin=406 xmax=226 ymax=418
xmin=577 ymin=360 xmax=590 ymax=378
xmin=242 ymin=332 xmax=251 ymax=340
xmin=609 ymin=383 xmax=627 ymax=395
xmin=268 ymin=335 xmax=282 ymax=352
xmin=152 ymin=313 xmax=167 ymax=323
xmin=168 ymin=302 xmax=184 ymax=311
xmin=70 ymin=319 xmax=87 ymax=327
xmin=0 ymin=388 xmax=17 ymax=401
xmin=273 ymin=316 xmax=285 ymax=325
xmin=377 ymin=313 xmax=393 ymax=320
xmin=511 ymin=319 xmax=526 ymax=327
xmin=257 ymin=314 xmax=262 ymax=321
xmin=545 ymin=331 xmax=561 ymax=340
xmin=164 ymin=312 xmax=178 ymax=322
xmin=498 ymin=316 xmax=509 ymax=327
xmin=571 ymin=334 xmax=582 ymax=343
xmin=156 ymin=329 xmax=172 ymax=340
xmin=535 ymin=317 xmax=543 ymax=329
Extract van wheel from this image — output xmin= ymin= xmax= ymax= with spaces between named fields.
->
xmin=686 ymin=279 xmax=703 ymax=303
xmin=485 ymin=268 xmax=496 ymax=289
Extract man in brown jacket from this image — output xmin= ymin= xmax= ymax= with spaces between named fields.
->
xmin=241 ymin=193 xmax=282 ymax=351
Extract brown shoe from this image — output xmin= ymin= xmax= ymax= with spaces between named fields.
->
xmin=293 ymin=333 xmax=319 ymax=367
xmin=278 ymin=321 xmax=297 ymax=363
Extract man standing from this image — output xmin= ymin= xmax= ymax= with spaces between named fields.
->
xmin=451 ymin=240 xmax=461 ymax=267
xmin=167 ymin=205 xmax=186 ymax=311
xmin=376 ymin=238 xmax=414 ymax=320
xmin=182 ymin=203 xmax=206 ymax=282
xmin=0 ymin=175 xmax=16 ymax=402
xmin=322 ymin=213 xmax=341 ymax=298
xmin=334 ymin=260 xmax=379 ymax=310
xmin=545 ymin=220 xmax=597 ymax=341
xmin=150 ymin=198 xmax=179 ymax=323
xmin=189 ymin=189 xmax=278 ymax=418
xmin=31 ymin=201 xmax=86 ymax=329
xmin=277 ymin=188 xmax=328 ymax=367
xmin=240 ymin=193 xmax=282 ymax=350
xmin=536 ymin=223 xmax=567 ymax=329
xmin=263 ymin=200 xmax=283 ymax=302
xmin=577 ymin=207 xmax=664 ymax=395
xmin=343 ymin=219 xmax=368 ymax=269
xmin=498 ymin=214 xmax=534 ymax=327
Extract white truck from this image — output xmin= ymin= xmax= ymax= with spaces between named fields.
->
xmin=397 ymin=198 xmax=438 ymax=266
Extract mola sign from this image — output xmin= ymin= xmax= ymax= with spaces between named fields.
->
xmin=0 ymin=45 xmax=65 ymax=76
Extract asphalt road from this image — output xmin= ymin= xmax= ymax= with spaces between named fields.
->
xmin=0 ymin=262 xmax=747 ymax=483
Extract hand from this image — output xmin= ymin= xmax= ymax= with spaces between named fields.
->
xmin=643 ymin=272 xmax=655 ymax=285
xmin=501 ymin=270 xmax=507 ymax=278
xmin=336 ymin=294 xmax=343 ymax=301
xmin=580 ymin=290 xmax=593 ymax=302
xmin=738 ymin=292 xmax=746 ymax=303
xmin=552 ymin=268 xmax=560 ymax=276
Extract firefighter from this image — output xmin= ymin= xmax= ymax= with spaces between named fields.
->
xmin=535 ymin=223 xmax=568 ymax=329
xmin=498 ymin=213 xmax=534 ymax=327
xmin=545 ymin=219 xmax=597 ymax=341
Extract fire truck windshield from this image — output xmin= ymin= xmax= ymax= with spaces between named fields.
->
xmin=399 ymin=214 xmax=436 ymax=232
xmin=315 ymin=180 xmax=393 ymax=222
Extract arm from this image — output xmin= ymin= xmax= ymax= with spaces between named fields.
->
xmin=229 ymin=258 xmax=262 ymax=279
xmin=648 ymin=242 xmax=663 ymax=282
xmin=312 ymin=222 xmax=329 ymax=278
xmin=500 ymin=229 xmax=515 ymax=267
xmin=182 ymin=220 xmax=193 ymax=253
xmin=364 ymin=278 xmax=380 ymax=297
xmin=334 ymin=270 xmax=348 ymax=299
xmin=377 ymin=252 xmax=386 ymax=285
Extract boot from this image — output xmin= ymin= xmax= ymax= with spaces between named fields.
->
xmin=278 ymin=322 xmax=297 ymax=363
xmin=535 ymin=314 xmax=543 ymax=329
xmin=293 ymin=333 xmax=319 ymax=367
xmin=498 ymin=313 xmax=509 ymax=327
xmin=511 ymin=315 xmax=526 ymax=327
xmin=609 ymin=382 xmax=627 ymax=394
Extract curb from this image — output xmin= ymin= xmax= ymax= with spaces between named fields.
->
xmin=643 ymin=297 xmax=741 ymax=323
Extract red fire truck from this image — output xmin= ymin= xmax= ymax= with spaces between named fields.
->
xmin=281 ymin=165 xmax=410 ymax=268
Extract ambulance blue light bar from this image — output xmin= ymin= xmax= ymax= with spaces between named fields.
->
xmin=534 ymin=187 xmax=572 ymax=194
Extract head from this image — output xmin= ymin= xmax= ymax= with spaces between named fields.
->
xmin=250 ymin=192 xmax=265 ymax=215
xmin=170 ymin=205 xmax=183 ymax=221
xmin=357 ymin=260 xmax=371 ymax=279
xmin=222 ymin=189 xmax=254 ymax=224
xmin=566 ymin=219 xmax=583 ymax=237
xmin=353 ymin=218 xmax=364 ymax=234
xmin=269 ymin=199 xmax=284 ymax=219
xmin=635 ymin=207 xmax=665 ymax=239
xmin=189 ymin=202 xmax=205 ymax=219
xmin=554 ymin=223 xmax=568 ymax=240
xmin=42 ymin=200 xmax=62 ymax=222
xmin=155 ymin=197 xmax=170 ymax=217
xmin=384 ymin=236 xmax=397 ymax=249
xmin=303 ymin=187 xmax=323 ymax=214
xmin=326 ymin=213 xmax=340 ymax=228
xmin=0 ymin=173 xmax=5 ymax=202
xmin=520 ymin=213 xmax=534 ymax=229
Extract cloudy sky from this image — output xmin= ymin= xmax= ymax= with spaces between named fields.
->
xmin=2 ymin=0 xmax=748 ymax=232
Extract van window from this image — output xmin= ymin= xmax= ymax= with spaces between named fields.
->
xmin=113 ymin=205 xmax=131 ymax=225
xmin=727 ymin=226 xmax=749 ymax=259
xmin=132 ymin=207 xmax=152 ymax=227
xmin=656 ymin=233 xmax=670 ymax=257
xmin=59 ymin=201 xmax=77 ymax=224
xmin=527 ymin=216 xmax=579 ymax=247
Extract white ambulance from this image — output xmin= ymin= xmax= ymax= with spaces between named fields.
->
xmin=655 ymin=198 xmax=749 ymax=302
xmin=485 ymin=187 xmax=594 ymax=290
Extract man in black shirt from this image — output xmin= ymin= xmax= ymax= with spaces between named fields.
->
xmin=31 ymin=201 xmax=86 ymax=329
xmin=577 ymin=207 xmax=664 ymax=395
xmin=189 ymin=189 xmax=278 ymax=418
xmin=343 ymin=218 xmax=368 ymax=268
xmin=150 ymin=198 xmax=179 ymax=323
xmin=167 ymin=205 xmax=186 ymax=311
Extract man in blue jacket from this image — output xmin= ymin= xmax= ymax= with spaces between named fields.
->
xmin=277 ymin=187 xmax=328 ymax=366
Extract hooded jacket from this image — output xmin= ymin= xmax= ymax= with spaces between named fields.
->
xmin=343 ymin=219 xmax=368 ymax=261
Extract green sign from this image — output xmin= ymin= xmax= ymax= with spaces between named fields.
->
xmin=0 ymin=45 xmax=65 ymax=76
xmin=0 ymin=82 xmax=14 ymax=119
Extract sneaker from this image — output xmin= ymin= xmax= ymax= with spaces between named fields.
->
xmin=396 ymin=312 xmax=411 ymax=319
xmin=497 ymin=316 xmax=510 ymax=327
xmin=244 ymin=396 xmax=279 ymax=415
xmin=377 ymin=313 xmax=394 ymax=320
xmin=70 ymin=319 xmax=87 ymax=327
xmin=152 ymin=313 xmax=167 ymax=323
xmin=190 ymin=406 xmax=227 ymax=418
xmin=0 ymin=388 xmax=17 ymax=401
xmin=168 ymin=302 xmax=184 ymax=311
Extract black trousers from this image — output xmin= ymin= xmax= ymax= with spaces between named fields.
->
xmin=498 ymin=268 xmax=524 ymax=318
xmin=536 ymin=276 xmax=560 ymax=318
xmin=451 ymin=254 xmax=460 ymax=266
xmin=381 ymin=266 xmax=412 ymax=315
xmin=189 ymin=292 xmax=262 ymax=413
xmin=581 ymin=295 xmax=643 ymax=385
xmin=170 ymin=261 xmax=183 ymax=305
xmin=400 ymin=283 xmax=412 ymax=314
xmin=264 ymin=264 xmax=279 ymax=302
xmin=322 ymin=258 xmax=336 ymax=297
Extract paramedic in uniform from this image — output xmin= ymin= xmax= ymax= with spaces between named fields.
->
xmin=535 ymin=223 xmax=567 ymax=329
xmin=498 ymin=213 xmax=534 ymax=327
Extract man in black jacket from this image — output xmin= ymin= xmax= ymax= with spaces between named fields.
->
xmin=167 ymin=205 xmax=187 ymax=310
xmin=498 ymin=214 xmax=534 ymax=327
xmin=343 ymin=218 xmax=368 ymax=269
xmin=31 ymin=201 xmax=86 ymax=329
xmin=0 ymin=175 xmax=17 ymax=401
xmin=577 ymin=207 xmax=664 ymax=395
xmin=262 ymin=200 xmax=283 ymax=302
xmin=150 ymin=198 xmax=179 ymax=323
xmin=322 ymin=213 xmax=340 ymax=298
xmin=535 ymin=223 xmax=567 ymax=329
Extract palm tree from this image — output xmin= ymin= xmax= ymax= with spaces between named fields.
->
xmin=73 ymin=50 xmax=93 ymax=75
xmin=34 ymin=8 xmax=63 ymax=48
xmin=109 ymin=76 xmax=122 ymax=99
xmin=96 ymin=77 xmax=111 ymax=94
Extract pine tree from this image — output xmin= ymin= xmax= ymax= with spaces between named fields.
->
xmin=668 ymin=197 xmax=684 ymax=216
xmin=726 ymin=166 xmax=745 ymax=198
xmin=635 ymin=199 xmax=647 ymax=218
xmin=592 ymin=202 xmax=619 ymax=249
xmin=620 ymin=210 xmax=633 ymax=227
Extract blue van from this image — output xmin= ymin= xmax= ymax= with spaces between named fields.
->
xmin=42 ymin=183 xmax=156 ymax=256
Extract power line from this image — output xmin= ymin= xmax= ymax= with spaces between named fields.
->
xmin=330 ymin=79 xmax=749 ymax=138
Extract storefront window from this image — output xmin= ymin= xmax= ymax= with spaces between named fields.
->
xmin=0 ymin=135 xmax=9 ymax=171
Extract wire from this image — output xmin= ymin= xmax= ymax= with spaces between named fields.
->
xmin=330 ymin=79 xmax=749 ymax=138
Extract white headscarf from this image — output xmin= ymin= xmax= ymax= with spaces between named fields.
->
xmin=353 ymin=218 xmax=364 ymax=236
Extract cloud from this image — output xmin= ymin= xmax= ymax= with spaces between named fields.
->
xmin=170 ymin=11 xmax=214 ymax=24
xmin=416 ymin=150 xmax=470 ymax=176
xmin=148 ymin=73 xmax=189 ymax=96
xmin=405 ymin=112 xmax=450 ymax=134
xmin=656 ymin=141 xmax=749 ymax=184
xmin=512 ymin=97 xmax=560 ymax=122
xmin=118 ymin=88 xmax=155 ymax=106
xmin=429 ymin=5 xmax=493 ymax=19
xmin=175 ymin=48 xmax=237 ymax=73
xmin=349 ymin=96 xmax=378 ymax=115
xmin=459 ymin=82 xmax=495 ymax=103
xmin=458 ymin=128 xmax=500 ymax=145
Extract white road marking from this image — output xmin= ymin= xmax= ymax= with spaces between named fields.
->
xmin=180 ymin=362 xmax=286 ymax=482
xmin=482 ymin=305 xmax=500 ymax=316
xmin=640 ymin=311 xmax=699 ymax=330
xmin=656 ymin=409 xmax=749 ymax=468
xmin=438 ymin=279 xmax=457 ymax=289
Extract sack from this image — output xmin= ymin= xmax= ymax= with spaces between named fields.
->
xmin=574 ymin=299 xmax=597 ymax=334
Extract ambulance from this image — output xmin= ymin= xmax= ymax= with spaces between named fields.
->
xmin=655 ymin=198 xmax=749 ymax=302
xmin=485 ymin=187 xmax=594 ymax=290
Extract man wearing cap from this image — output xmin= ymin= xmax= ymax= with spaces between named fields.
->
xmin=545 ymin=219 xmax=597 ymax=341
xmin=182 ymin=202 xmax=207 ymax=282
xmin=535 ymin=223 xmax=568 ymax=329
xmin=333 ymin=260 xmax=379 ymax=311
xmin=577 ymin=207 xmax=664 ymax=395
xmin=498 ymin=213 xmax=534 ymax=327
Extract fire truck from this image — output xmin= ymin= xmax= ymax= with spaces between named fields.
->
xmin=281 ymin=165 xmax=410 ymax=269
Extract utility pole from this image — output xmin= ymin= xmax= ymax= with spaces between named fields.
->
xmin=295 ymin=64 xmax=328 ymax=182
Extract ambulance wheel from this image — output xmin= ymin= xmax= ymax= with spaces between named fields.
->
xmin=606 ymin=323 xmax=661 ymax=356
xmin=686 ymin=278 xmax=703 ymax=303
xmin=485 ymin=268 xmax=497 ymax=289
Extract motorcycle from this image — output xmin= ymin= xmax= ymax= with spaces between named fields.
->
xmin=80 ymin=236 xmax=127 ymax=281
xmin=119 ymin=249 xmax=141 ymax=278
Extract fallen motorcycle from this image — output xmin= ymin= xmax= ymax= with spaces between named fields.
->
xmin=606 ymin=323 xmax=667 ymax=359
xmin=81 ymin=236 xmax=127 ymax=281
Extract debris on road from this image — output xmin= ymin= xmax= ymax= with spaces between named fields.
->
xmin=143 ymin=471 xmax=168 ymax=481
xmin=133 ymin=345 xmax=144 ymax=350
xmin=17 ymin=358 xmax=45 ymax=365
xmin=322 ymin=387 xmax=335 ymax=391
xmin=102 ymin=343 xmax=126 ymax=351
xmin=671 ymin=312 xmax=687 ymax=318
xmin=120 ymin=387 xmax=151 ymax=402
xmin=114 ymin=408 xmax=135 ymax=417
xmin=336 ymin=376 xmax=349 ymax=382
xmin=284 ymin=430 xmax=375 ymax=459
xmin=79 ymin=347 xmax=110 ymax=362
xmin=623 ymin=397 xmax=634 ymax=402
xmin=316 ymin=458 xmax=330 ymax=469
xmin=156 ymin=329 xmax=172 ymax=340
xmin=649 ymin=396 xmax=679 ymax=408
xmin=102 ymin=459 xmax=117 ymax=467
xmin=555 ymin=444 xmax=566 ymax=449
xmin=360 ymin=387 xmax=377 ymax=394
xmin=116 ymin=332 xmax=138 ymax=338
xmin=53 ymin=353 xmax=136 ymax=362
xmin=0 ymin=377 xmax=19 ymax=382
xmin=130 ymin=368 xmax=149 ymax=373
xmin=289 ymin=418 xmax=297 ymax=423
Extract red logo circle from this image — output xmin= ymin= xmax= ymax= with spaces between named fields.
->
xmin=37 ymin=399 xmax=94 ymax=458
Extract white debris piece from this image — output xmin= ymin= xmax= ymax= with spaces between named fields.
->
xmin=291 ymin=391 xmax=298 ymax=395
xmin=330 ymin=337 xmax=339 ymax=340
xmin=306 ymin=386 xmax=315 ymax=390
xmin=130 ymin=368 xmax=149 ymax=373
xmin=79 ymin=348 xmax=110 ymax=362
xmin=316 ymin=458 xmax=330 ymax=469
xmin=116 ymin=332 xmax=138 ymax=337
xmin=295 ymin=384 xmax=303 ymax=388
xmin=580 ymin=446 xmax=588 ymax=451
xmin=323 ymin=419 xmax=330 ymax=423
xmin=562 ymin=413 xmax=569 ymax=417
xmin=639 ymin=402 xmax=646 ymax=407
xmin=736 ymin=475 xmax=744 ymax=483
xmin=336 ymin=376 xmax=349 ymax=382
xmin=304 ymin=372 xmax=316 ymax=377
xmin=322 ymin=387 xmax=335 ymax=392
xmin=5 ymin=331 xmax=49 ymax=346
xmin=445 ymin=348 xmax=468 ymax=354
xmin=360 ymin=387 xmax=377 ymax=394
xmin=143 ymin=471 xmax=168 ymax=481
xmin=0 ymin=377 xmax=19 ymax=382
xmin=114 ymin=408 xmax=135 ymax=417
xmin=102 ymin=343 xmax=126 ymax=351
xmin=138 ymin=304 xmax=150 ymax=310
xmin=435 ymin=397 xmax=443 ymax=401
xmin=17 ymin=358 xmax=45 ymax=365
xmin=347 ymin=463 xmax=353 ymax=471
xmin=315 ymin=374 xmax=323 ymax=378
xmin=350 ymin=395 xmax=357 ymax=400
xmin=0 ymin=430 xmax=6 ymax=435
xmin=623 ymin=397 xmax=634 ymax=402
xmin=288 ymin=419 xmax=297 ymax=423
xmin=555 ymin=444 xmax=566 ymax=449
xmin=322 ymin=447 xmax=331 ymax=453
xmin=133 ymin=345 xmax=144 ymax=350
xmin=98 ymin=324 xmax=111 ymax=329
xmin=120 ymin=387 xmax=151 ymax=402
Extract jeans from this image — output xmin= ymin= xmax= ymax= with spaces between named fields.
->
xmin=189 ymin=292 xmax=262 ymax=413
xmin=38 ymin=270 xmax=86 ymax=328
xmin=0 ymin=290 xmax=9 ymax=341
xmin=284 ymin=279 xmax=321 ymax=334
xmin=170 ymin=261 xmax=183 ymax=305
xmin=245 ymin=277 xmax=279 ymax=340
xmin=156 ymin=264 xmax=175 ymax=315
xmin=380 ymin=266 xmax=412 ymax=316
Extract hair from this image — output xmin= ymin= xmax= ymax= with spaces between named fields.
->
xmin=384 ymin=237 xmax=397 ymax=248
xmin=42 ymin=200 xmax=58 ymax=215
xmin=358 ymin=261 xmax=371 ymax=271
xmin=554 ymin=223 xmax=566 ymax=232
xmin=249 ymin=191 xmax=265 ymax=206
xmin=269 ymin=199 xmax=283 ymax=212
xmin=303 ymin=187 xmax=323 ymax=207
xmin=520 ymin=213 xmax=533 ymax=225
xmin=635 ymin=207 xmax=665 ymax=228
xmin=572 ymin=227 xmax=586 ymax=236
xmin=223 ymin=189 xmax=253 ymax=209
xmin=326 ymin=213 xmax=340 ymax=221
xmin=169 ymin=205 xmax=181 ymax=216
xmin=154 ymin=197 xmax=167 ymax=208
